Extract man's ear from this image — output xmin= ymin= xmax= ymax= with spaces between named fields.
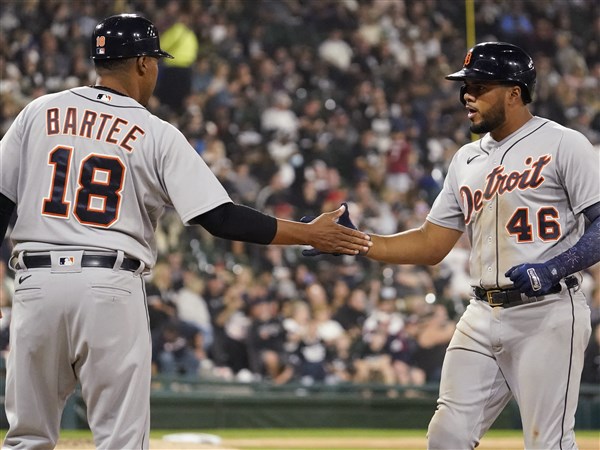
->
xmin=136 ymin=56 xmax=148 ymax=75
xmin=508 ymin=85 xmax=522 ymax=104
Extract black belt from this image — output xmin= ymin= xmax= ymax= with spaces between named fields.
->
xmin=18 ymin=254 xmax=141 ymax=272
xmin=473 ymin=276 xmax=579 ymax=308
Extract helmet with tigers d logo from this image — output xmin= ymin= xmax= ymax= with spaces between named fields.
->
xmin=446 ymin=42 xmax=536 ymax=104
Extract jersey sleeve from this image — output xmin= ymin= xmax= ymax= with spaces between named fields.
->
xmin=0 ymin=106 xmax=26 ymax=202
xmin=155 ymin=124 xmax=232 ymax=224
xmin=426 ymin=156 xmax=466 ymax=232
xmin=555 ymin=128 xmax=600 ymax=215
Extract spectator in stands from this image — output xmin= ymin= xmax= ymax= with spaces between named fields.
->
xmin=386 ymin=126 xmax=414 ymax=195
xmin=304 ymin=281 xmax=330 ymax=311
xmin=389 ymin=316 xmax=426 ymax=387
xmin=332 ymin=286 xmax=368 ymax=340
xmin=246 ymin=296 xmax=290 ymax=383
xmin=314 ymin=304 xmax=345 ymax=345
xmin=324 ymin=329 xmax=356 ymax=384
xmin=207 ymin=277 xmax=250 ymax=375
xmin=173 ymin=269 xmax=213 ymax=351
xmin=145 ymin=261 xmax=179 ymax=333
xmin=410 ymin=303 xmax=456 ymax=383
xmin=155 ymin=8 xmax=199 ymax=113
xmin=298 ymin=320 xmax=330 ymax=384
xmin=330 ymin=278 xmax=351 ymax=311
xmin=353 ymin=328 xmax=397 ymax=396
xmin=152 ymin=320 xmax=202 ymax=378
xmin=283 ymin=300 xmax=311 ymax=351
xmin=362 ymin=290 xmax=404 ymax=342
xmin=318 ymin=29 xmax=353 ymax=73
xmin=260 ymin=91 xmax=299 ymax=140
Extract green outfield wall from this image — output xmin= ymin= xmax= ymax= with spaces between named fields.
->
xmin=1 ymin=377 xmax=598 ymax=430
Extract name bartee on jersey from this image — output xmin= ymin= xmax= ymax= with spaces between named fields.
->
xmin=460 ymin=154 xmax=552 ymax=224
xmin=45 ymin=107 xmax=145 ymax=152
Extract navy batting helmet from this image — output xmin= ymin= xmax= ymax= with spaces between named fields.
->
xmin=91 ymin=14 xmax=173 ymax=60
xmin=446 ymin=42 xmax=536 ymax=104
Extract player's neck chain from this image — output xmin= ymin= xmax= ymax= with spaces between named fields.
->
xmin=91 ymin=85 xmax=129 ymax=97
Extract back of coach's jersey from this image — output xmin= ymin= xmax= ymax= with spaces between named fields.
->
xmin=0 ymin=87 xmax=232 ymax=266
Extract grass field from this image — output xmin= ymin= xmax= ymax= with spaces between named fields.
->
xmin=38 ymin=428 xmax=600 ymax=450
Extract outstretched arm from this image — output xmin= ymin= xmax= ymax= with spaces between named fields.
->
xmin=191 ymin=203 xmax=372 ymax=256
xmin=365 ymin=220 xmax=463 ymax=265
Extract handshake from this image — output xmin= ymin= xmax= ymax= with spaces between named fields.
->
xmin=300 ymin=202 xmax=362 ymax=257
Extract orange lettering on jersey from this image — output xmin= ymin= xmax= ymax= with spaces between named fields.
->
xmin=45 ymin=107 xmax=144 ymax=152
xmin=106 ymin=118 xmax=128 ymax=144
xmin=62 ymin=108 xmax=78 ymax=135
xmin=46 ymin=108 xmax=60 ymax=135
xmin=79 ymin=110 xmax=98 ymax=138
xmin=461 ymin=154 xmax=552 ymax=224
xmin=120 ymin=125 xmax=145 ymax=152
xmin=95 ymin=113 xmax=113 ymax=141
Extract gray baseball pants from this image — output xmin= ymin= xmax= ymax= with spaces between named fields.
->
xmin=427 ymin=285 xmax=590 ymax=449
xmin=3 ymin=251 xmax=151 ymax=450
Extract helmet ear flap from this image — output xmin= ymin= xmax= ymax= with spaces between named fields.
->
xmin=460 ymin=85 xmax=467 ymax=105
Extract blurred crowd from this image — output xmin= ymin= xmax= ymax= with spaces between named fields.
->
xmin=1 ymin=0 xmax=599 ymax=390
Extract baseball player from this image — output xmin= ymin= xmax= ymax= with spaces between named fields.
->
xmin=309 ymin=42 xmax=599 ymax=448
xmin=0 ymin=14 xmax=371 ymax=450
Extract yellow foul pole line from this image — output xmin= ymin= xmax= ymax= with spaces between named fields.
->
xmin=465 ymin=0 xmax=476 ymax=48
xmin=465 ymin=0 xmax=477 ymax=141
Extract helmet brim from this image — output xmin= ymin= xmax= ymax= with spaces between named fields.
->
xmin=157 ymin=50 xmax=174 ymax=59
xmin=92 ymin=49 xmax=174 ymax=60
xmin=445 ymin=68 xmax=500 ymax=81
xmin=445 ymin=69 xmax=467 ymax=80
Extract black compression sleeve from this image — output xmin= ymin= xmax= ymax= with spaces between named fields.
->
xmin=0 ymin=193 xmax=16 ymax=245
xmin=190 ymin=203 xmax=277 ymax=245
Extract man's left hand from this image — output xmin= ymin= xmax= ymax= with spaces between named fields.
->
xmin=505 ymin=263 xmax=561 ymax=296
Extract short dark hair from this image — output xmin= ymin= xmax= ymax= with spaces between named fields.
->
xmin=94 ymin=58 xmax=133 ymax=72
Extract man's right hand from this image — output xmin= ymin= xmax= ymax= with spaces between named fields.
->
xmin=300 ymin=203 xmax=365 ymax=256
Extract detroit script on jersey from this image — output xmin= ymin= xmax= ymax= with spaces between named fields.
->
xmin=460 ymin=154 xmax=552 ymax=224
xmin=426 ymin=116 xmax=600 ymax=288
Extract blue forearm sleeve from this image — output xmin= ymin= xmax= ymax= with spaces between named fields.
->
xmin=545 ymin=202 xmax=600 ymax=279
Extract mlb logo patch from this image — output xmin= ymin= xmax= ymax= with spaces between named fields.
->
xmin=97 ymin=48 xmax=105 ymax=55
xmin=59 ymin=257 xmax=75 ymax=266
xmin=97 ymin=93 xmax=112 ymax=102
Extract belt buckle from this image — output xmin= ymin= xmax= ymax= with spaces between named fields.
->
xmin=486 ymin=289 xmax=504 ymax=307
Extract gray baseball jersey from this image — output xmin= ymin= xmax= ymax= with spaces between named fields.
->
xmin=1 ymin=86 xmax=232 ymax=267
xmin=0 ymin=86 xmax=232 ymax=449
xmin=427 ymin=116 xmax=600 ymax=289
xmin=425 ymin=116 xmax=598 ymax=448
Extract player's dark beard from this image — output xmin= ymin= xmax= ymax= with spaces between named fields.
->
xmin=470 ymin=102 xmax=506 ymax=135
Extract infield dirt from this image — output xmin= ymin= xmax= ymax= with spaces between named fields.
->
xmin=54 ymin=435 xmax=600 ymax=450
